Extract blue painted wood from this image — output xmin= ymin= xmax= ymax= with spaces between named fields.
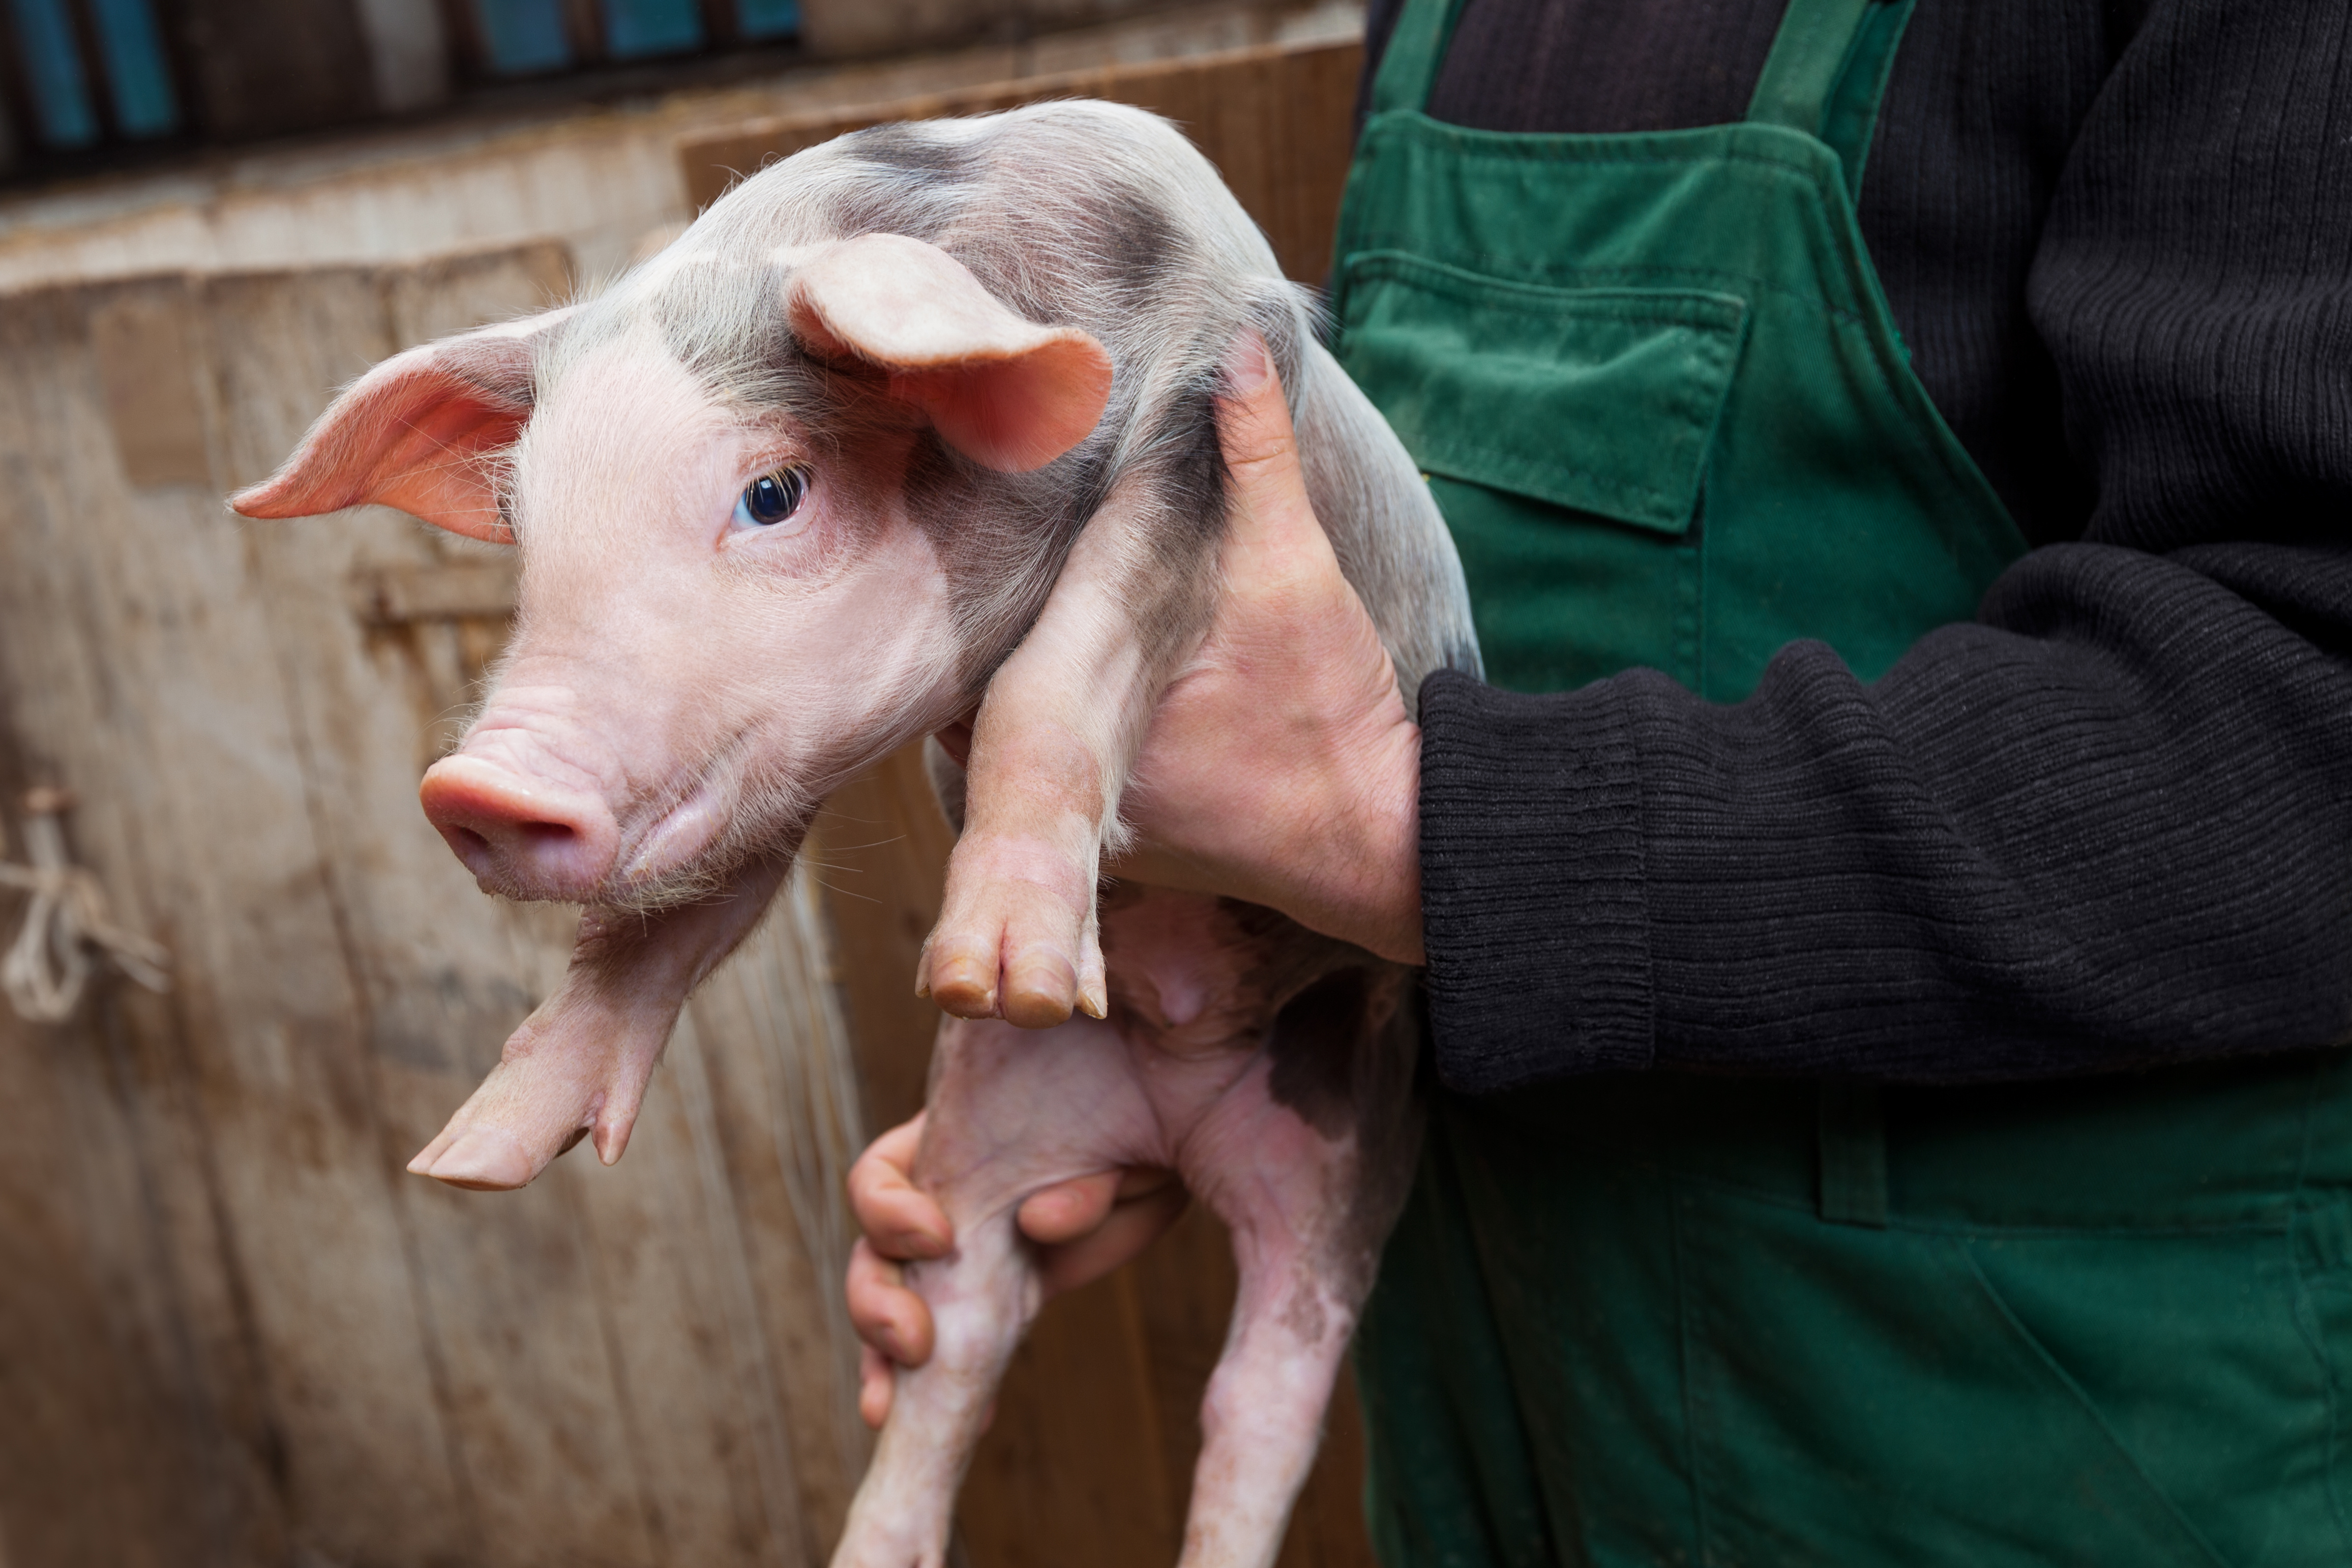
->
xmin=603 ymin=0 xmax=703 ymax=58
xmin=476 ymin=0 xmax=572 ymax=73
xmin=736 ymin=0 xmax=799 ymax=42
xmin=89 ymin=0 xmax=177 ymax=138
xmin=6 ymin=0 xmax=97 ymax=148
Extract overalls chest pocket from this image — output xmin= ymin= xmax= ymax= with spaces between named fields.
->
xmin=1333 ymin=251 xmax=1748 ymax=695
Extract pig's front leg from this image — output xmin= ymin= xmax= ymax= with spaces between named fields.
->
xmin=408 ymin=855 xmax=791 ymax=1189
xmin=919 ymin=476 xmax=1214 ymax=1028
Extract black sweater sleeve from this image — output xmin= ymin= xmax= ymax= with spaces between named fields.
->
xmin=1415 ymin=0 xmax=2352 ymax=1090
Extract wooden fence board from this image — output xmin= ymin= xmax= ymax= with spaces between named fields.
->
xmin=0 ymin=271 xmax=475 ymax=1566
xmin=677 ymin=36 xmax=1365 ymax=285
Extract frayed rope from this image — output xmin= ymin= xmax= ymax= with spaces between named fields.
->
xmin=0 ymin=790 xmax=170 ymax=1024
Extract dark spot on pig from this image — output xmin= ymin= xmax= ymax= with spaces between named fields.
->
xmin=1091 ymin=190 xmax=1185 ymax=312
xmin=1148 ymin=378 xmax=1228 ymax=554
xmin=846 ymin=124 xmax=977 ymax=178
xmin=1268 ymin=967 xmax=1374 ymax=1137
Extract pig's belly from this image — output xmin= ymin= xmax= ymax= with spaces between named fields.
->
xmin=912 ymin=885 xmax=1374 ymax=1232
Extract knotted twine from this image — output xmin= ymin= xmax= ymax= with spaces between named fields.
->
xmin=0 ymin=789 xmax=170 ymax=1023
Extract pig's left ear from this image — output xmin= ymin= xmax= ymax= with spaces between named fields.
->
xmin=231 ymin=308 xmax=574 ymax=541
xmin=784 ymin=234 xmax=1112 ymax=473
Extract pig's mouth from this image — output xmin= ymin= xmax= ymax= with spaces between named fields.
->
xmin=423 ymin=725 xmax=813 ymax=913
xmin=599 ymin=772 xmax=812 ymax=916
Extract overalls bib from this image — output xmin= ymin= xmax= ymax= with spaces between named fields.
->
xmin=1328 ymin=0 xmax=2352 ymax=1562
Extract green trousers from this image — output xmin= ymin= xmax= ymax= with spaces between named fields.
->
xmin=1358 ymin=1056 xmax=2352 ymax=1566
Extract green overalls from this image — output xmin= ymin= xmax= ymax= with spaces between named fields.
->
xmin=1328 ymin=0 xmax=2352 ymax=1562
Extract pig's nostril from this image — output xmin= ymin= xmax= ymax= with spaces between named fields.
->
xmin=419 ymin=756 xmax=619 ymax=897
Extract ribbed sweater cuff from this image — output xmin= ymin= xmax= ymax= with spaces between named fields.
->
xmin=1416 ymin=669 xmax=1654 ymax=1091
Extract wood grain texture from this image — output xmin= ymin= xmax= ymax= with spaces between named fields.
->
xmin=677 ymin=36 xmax=1366 ymax=284
xmin=0 ymin=242 xmax=864 ymax=1566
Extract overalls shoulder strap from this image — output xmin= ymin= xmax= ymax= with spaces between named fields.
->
xmin=1747 ymin=0 xmax=1914 ymax=197
xmin=1366 ymin=0 xmax=1467 ymax=116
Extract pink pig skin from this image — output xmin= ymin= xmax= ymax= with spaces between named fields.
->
xmin=232 ymin=100 xmax=1478 ymax=1568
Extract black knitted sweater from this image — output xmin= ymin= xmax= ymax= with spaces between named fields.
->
xmin=1370 ymin=0 xmax=2352 ymax=1088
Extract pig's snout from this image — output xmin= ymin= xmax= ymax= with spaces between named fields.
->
xmin=420 ymin=755 xmax=619 ymax=901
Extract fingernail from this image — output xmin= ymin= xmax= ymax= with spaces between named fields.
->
xmin=1225 ymin=332 xmax=1271 ymax=395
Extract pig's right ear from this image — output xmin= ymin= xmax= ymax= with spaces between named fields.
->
xmin=783 ymin=234 xmax=1112 ymax=473
xmin=230 ymin=309 xmax=572 ymax=541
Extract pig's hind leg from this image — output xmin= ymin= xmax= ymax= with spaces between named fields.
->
xmin=920 ymin=467 xmax=1219 ymax=1030
xmin=1174 ymin=970 xmax=1423 ymax=1568
xmin=833 ymin=1014 xmax=1164 ymax=1568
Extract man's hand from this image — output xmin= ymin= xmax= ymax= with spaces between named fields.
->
xmin=1115 ymin=333 xmax=1425 ymax=962
xmin=844 ymin=334 xmax=1426 ymax=1423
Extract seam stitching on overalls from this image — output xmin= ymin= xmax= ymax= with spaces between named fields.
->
xmin=1424 ymin=441 xmax=1696 ymax=513
xmin=2282 ymin=1060 xmax=2352 ymax=1548
xmin=1343 ymin=245 xmax=1876 ymax=331
xmin=1677 ymin=1167 xmax=2296 ymax=1237
xmin=1665 ymin=1176 xmax=1720 ymax=1567
xmin=1958 ymin=1243 xmax=2239 ymax=1567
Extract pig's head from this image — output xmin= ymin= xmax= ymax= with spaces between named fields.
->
xmin=239 ymin=233 xmax=1112 ymax=910
xmin=232 ymin=228 xmax=1118 ymax=1187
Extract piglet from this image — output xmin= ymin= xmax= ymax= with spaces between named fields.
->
xmin=234 ymin=101 xmax=1478 ymax=1568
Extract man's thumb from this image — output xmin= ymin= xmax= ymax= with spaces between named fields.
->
xmin=1216 ymin=332 xmax=1310 ymax=531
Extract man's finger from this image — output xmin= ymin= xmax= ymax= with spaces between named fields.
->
xmin=1215 ymin=334 xmax=1345 ymax=613
xmin=859 ymin=1342 xmax=894 ymax=1430
xmin=847 ymin=1113 xmax=952 ymax=1260
xmin=846 ymin=1236 xmax=935 ymax=1366
xmin=1036 ymin=1180 xmax=1191 ymax=1297
xmin=1016 ymin=1169 xmax=1122 ymax=1245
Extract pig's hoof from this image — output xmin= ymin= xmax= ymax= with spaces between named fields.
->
xmin=409 ymin=1124 xmax=542 ymax=1190
xmin=920 ymin=836 xmax=1107 ymax=1029
xmin=1003 ymin=946 xmax=1080 ymax=1029
xmin=921 ymin=948 xmax=1002 ymax=1020
xmin=919 ymin=924 xmax=1097 ymax=1028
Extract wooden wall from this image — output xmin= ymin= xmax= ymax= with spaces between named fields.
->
xmin=0 ymin=241 xmax=870 ymax=1567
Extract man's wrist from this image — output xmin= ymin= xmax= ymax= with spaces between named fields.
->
xmin=1288 ymin=715 xmax=1425 ymax=965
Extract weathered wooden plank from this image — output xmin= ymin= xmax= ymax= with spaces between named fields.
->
xmin=677 ymin=881 xmax=875 ymax=1559
xmin=200 ymin=255 xmax=637 ymax=1568
xmin=676 ymin=36 xmax=1366 ymax=284
xmin=805 ymin=744 xmax=959 ymax=1134
xmin=0 ymin=986 xmax=282 ymax=1568
xmin=0 ymin=272 xmax=472 ymax=1563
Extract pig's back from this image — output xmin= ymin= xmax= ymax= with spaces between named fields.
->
xmin=688 ymin=99 xmax=1482 ymax=706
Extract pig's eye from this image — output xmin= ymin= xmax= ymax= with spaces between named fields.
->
xmin=734 ymin=466 xmax=811 ymax=529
